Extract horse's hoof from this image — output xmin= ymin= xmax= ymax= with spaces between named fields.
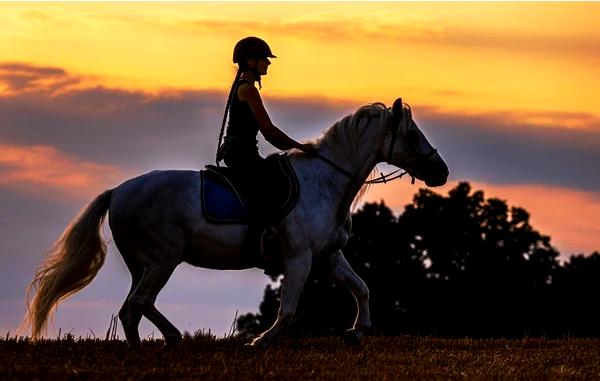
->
xmin=164 ymin=334 xmax=182 ymax=349
xmin=342 ymin=329 xmax=363 ymax=346
xmin=125 ymin=335 xmax=142 ymax=349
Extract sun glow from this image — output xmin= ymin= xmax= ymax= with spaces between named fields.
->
xmin=1 ymin=2 xmax=598 ymax=122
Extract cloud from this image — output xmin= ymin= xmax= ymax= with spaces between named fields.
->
xmin=0 ymin=63 xmax=352 ymax=172
xmin=0 ymin=65 xmax=223 ymax=171
xmin=145 ymin=9 xmax=600 ymax=63
xmin=439 ymin=28 xmax=600 ymax=63
xmin=1 ymin=61 xmax=598 ymax=197
xmin=0 ymin=62 xmax=87 ymax=95
xmin=413 ymin=106 xmax=600 ymax=192
xmin=0 ymin=144 xmax=123 ymax=200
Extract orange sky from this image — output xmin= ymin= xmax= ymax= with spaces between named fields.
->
xmin=1 ymin=2 xmax=599 ymax=116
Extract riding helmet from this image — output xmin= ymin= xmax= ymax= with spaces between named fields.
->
xmin=233 ymin=37 xmax=276 ymax=64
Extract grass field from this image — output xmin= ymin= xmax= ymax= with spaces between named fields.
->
xmin=1 ymin=334 xmax=599 ymax=380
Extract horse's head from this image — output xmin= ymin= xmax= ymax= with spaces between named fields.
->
xmin=385 ymin=98 xmax=448 ymax=187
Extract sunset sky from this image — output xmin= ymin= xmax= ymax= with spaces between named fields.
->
xmin=0 ymin=2 xmax=598 ymax=338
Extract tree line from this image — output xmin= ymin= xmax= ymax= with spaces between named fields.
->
xmin=237 ymin=182 xmax=600 ymax=338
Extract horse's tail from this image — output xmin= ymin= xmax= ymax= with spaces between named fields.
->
xmin=21 ymin=189 xmax=113 ymax=339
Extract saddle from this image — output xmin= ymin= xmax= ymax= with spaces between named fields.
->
xmin=200 ymin=153 xmax=299 ymax=225
xmin=201 ymin=153 xmax=298 ymax=276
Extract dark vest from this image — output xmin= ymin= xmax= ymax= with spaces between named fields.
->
xmin=226 ymin=79 xmax=260 ymax=143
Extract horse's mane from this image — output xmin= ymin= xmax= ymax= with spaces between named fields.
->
xmin=314 ymin=102 xmax=391 ymax=152
xmin=313 ymin=102 xmax=394 ymax=211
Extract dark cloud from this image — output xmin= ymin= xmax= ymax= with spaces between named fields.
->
xmin=0 ymin=62 xmax=599 ymax=193
xmin=1 ymin=88 xmax=220 ymax=171
xmin=0 ymin=63 xmax=353 ymax=174
xmin=0 ymin=63 xmax=66 ymax=78
xmin=265 ymin=96 xmax=355 ymax=138
xmin=0 ymin=62 xmax=81 ymax=94
xmin=413 ymin=106 xmax=600 ymax=192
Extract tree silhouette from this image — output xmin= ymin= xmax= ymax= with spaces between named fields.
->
xmin=551 ymin=252 xmax=600 ymax=336
xmin=397 ymin=183 xmax=560 ymax=336
xmin=237 ymin=182 xmax=598 ymax=337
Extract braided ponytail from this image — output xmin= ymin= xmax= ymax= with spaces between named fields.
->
xmin=216 ymin=67 xmax=242 ymax=164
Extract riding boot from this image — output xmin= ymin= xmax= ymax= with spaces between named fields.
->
xmin=261 ymin=227 xmax=283 ymax=278
xmin=241 ymin=203 xmax=282 ymax=277
xmin=240 ymin=195 xmax=267 ymax=265
xmin=241 ymin=218 xmax=265 ymax=267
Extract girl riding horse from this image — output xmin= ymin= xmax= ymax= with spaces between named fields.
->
xmin=216 ymin=36 xmax=315 ymax=265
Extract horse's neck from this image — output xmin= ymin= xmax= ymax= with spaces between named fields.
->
xmin=312 ymin=117 xmax=383 ymax=222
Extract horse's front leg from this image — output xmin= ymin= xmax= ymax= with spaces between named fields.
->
xmin=327 ymin=250 xmax=371 ymax=344
xmin=250 ymin=251 xmax=312 ymax=347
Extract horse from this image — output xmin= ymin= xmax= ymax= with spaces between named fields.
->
xmin=22 ymin=98 xmax=448 ymax=347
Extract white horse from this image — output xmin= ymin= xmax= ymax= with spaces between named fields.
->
xmin=23 ymin=98 xmax=448 ymax=347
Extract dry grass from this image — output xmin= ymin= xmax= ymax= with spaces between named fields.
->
xmin=1 ymin=334 xmax=600 ymax=380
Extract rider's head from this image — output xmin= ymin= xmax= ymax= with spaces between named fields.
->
xmin=217 ymin=37 xmax=276 ymax=162
xmin=233 ymin=37 xmax=276 ymax=81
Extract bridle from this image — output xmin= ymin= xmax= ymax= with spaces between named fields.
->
xmin=314 ymin=105 xmax=437 ymax=185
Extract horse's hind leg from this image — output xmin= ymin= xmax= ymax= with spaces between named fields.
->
xmin=118 ymin=253 xmax=144 ymax=347
xmin=327 ymin=250 xmax=371 ymax=344
xmin=128 ymin=262 xmax=182 ymax=346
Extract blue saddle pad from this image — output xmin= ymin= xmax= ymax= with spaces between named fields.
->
xmin=200 ymin=153 xmax=299 ymax=225
xmin=201 ymin=170 xmax=249 ymax=224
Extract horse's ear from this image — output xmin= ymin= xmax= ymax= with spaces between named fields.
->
xmin=391 ymin=98 xmax=403 ymax=122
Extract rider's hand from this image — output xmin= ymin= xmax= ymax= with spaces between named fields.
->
xmin=301 ymin=144 xmax=319 ymax=155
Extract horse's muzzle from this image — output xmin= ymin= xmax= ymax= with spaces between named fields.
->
xmin=424 ymin=156 xmax=449 ymax=187
xmin=425 ymin=175 xmax=448 ymax=187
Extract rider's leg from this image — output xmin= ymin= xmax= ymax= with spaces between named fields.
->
xmin=225 ymin=152 xmax=269 ymax=267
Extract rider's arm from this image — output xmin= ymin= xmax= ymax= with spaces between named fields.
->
xmin=238 ymin=83 xmax=314 ymax=153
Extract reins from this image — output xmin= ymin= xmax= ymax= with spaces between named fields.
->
xmin=315 ymin=152 xmax=416 ymax=185
xmin=313 ymin=105 xmax=419 ymax=186
xmin=313 ymin=153 xmax=354 ymax=179
xmin=366 ymin=168 xmax=414 ymax=185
